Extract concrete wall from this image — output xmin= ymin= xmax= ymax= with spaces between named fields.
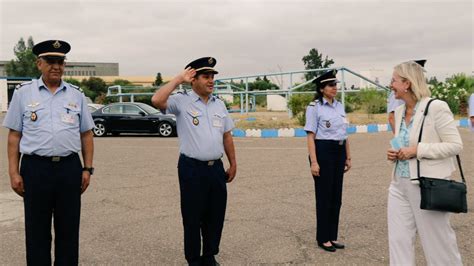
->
xmin=266 ymin=94 xmax=287 ymax=111
xmin=0 ymin=79 xmax=7 ymax=112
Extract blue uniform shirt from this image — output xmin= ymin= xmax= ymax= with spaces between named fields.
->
xmin=2 ymin=77 xmax=95 ymax=156
xmin=304 ymin=98 xmax=348 ymax=140
xmin=469 ymin=93 xmax=474 ymax=131
xmin=165 ymin=90 xmax=234 ymax=161
xmin=469 ymin=94 xmax=474 ymax=117
xmin=387 ymin=91 xmax=404 ymax=113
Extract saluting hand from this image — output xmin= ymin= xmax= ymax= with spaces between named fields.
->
xmin=10 ymin=173 xmax=24 ymax=197
xmin=310 ymin=162 xmax=320 ymax=177
xmin=179 ymin=67 xmax=197 ymax=84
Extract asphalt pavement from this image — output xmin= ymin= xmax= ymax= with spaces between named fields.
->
xmin=1 ymin=120 xmax=473 ymax=265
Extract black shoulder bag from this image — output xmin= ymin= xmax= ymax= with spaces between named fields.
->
xmin=415 ymin=99 xmax=467 ymax=213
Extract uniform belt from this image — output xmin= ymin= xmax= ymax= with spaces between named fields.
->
xmin=24 ymin=153 xmax=77 ymax=162
xmin=180 ymin=154 xmax=220 ymax=166
xmin=315 ymin=139 xmax=346 ymax=146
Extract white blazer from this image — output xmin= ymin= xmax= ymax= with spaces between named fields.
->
xmin=392 ymin=97 xmax=463 ymax=181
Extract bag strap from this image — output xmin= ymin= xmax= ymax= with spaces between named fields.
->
xmin=416 ymin=99 xmax=465 ymax=184
xmin=456 ymin=154 xmax=466 ymax=183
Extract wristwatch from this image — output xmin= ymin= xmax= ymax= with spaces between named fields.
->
xmin=82 ymin=167 xmax=94 ymax=175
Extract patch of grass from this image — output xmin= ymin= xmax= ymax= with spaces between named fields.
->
xmin=229 ymin=110 xmax=469 ymax=129
xmin=230 ymin=111 xmax=390 ymax=129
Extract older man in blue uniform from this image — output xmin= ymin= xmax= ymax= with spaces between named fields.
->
xmin=3 ymin=40 xmax=95 ymax=265
xmin=152 ymin=57 xmax=236 ymax=266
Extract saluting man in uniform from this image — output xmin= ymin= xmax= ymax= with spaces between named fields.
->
xmin=304 ymin=70 xmax=351 ymax=252
xmin=151 ymin=57 xmax=237 ymax=266
xmin=3 ymin=40 xmax=95 ymax=265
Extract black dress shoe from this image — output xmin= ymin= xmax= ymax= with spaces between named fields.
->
xmin=330 ymin=241 xmax=345 ymax=249
xmin=201 ymin=255 xmax=219 ymax=266
xmin=318 ymin=242 xmax=336 ymax=252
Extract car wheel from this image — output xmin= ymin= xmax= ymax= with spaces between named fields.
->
xmin=158 ymin=122 xmax=173 ymax=137
xmin=93 ymin=122 xmax=107 ymax=137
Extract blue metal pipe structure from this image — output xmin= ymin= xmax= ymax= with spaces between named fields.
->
xmin=106 ymin=67 xmax=388 ymax=115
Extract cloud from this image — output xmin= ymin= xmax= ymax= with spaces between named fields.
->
xmin=0 ymin=0 xmax=472 ymax=83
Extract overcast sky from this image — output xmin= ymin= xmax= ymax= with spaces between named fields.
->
xmin=0 ymin=0 xmax=472 ymax=86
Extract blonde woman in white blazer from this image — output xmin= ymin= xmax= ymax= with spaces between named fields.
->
xmin=386 ymin=61 xmax=463 ymax=266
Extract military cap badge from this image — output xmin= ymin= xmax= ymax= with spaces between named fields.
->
xmin=52 ymin=40 xmax=61 ymax=48
xmin=32 ymin=40 xmax=71 ymax=58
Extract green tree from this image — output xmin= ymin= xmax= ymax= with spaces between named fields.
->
xmin=430 ymin=73 xmax=473 ymax=115
xmin=113 ymin=79 xmax=132 ymax=86
xmin=428 ymin=76 xmax=440 ymax=86
xmin=64 ymin=78 xmax=81 ymax=87
xmin=81 ymin=77 xmax=107 ymax=101
xmin=302 ymin=48 xmax=334 ymax=81
xmin=249 ymin=77 xmax=279 ymax=91
xmin=359 ymin=88 xmax=386 ymax=118
xmin=5 ymin=36 xmax=41 ymax=77
xmin=154 ymin=72 xmax=163 ymax=86
xmin=288 ymin=94 xmax=314 ymax=125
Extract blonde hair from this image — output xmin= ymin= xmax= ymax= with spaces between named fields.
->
xmin=393 ymin=61 xmax=431 ymax=100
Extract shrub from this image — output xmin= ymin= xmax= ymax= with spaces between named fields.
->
xmin=255 ymin=95 xmax=267 ymax=107
xmin=288 ymin=93 xmax=314 ymax=126
xmin=338 ymin=93 xmax=361 ymax=113
xmin=358 ymin=88 xmax=386 ymax=118
xmin=430 ymin=73 xmax=473 ymax=115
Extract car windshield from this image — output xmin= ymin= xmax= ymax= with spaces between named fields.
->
xmin=137 ymin=103 xmax=160 ymax=114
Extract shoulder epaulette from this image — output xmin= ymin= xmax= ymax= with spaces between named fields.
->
xmin=309 ymin=100 xmax=319 ymax=106
xmin=70 ymin=84 xmax=84 ymax=93
xmin=15 ymin=81 xmax=33 ymax=90
xmin=176 ymin=88 xmax=187 ymax=95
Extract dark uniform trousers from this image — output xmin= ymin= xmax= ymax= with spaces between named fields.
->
xmin=20 ymin=153 xmax=82 ymax=266
xmin=178 ymin=154 xmax=227 ymax=266
xmin=313 ymin=140 xmax=346 ymax=244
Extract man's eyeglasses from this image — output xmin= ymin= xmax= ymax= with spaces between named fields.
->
xmin=43 ymin=57 xmax=65 ymax=65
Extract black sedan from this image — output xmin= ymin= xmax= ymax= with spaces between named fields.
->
xmin=91 ymin=102 xmax=177 ymax=137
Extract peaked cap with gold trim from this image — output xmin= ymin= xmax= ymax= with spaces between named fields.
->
xmin=312 ymin=69 xmax=339 ymax=87
xmin=32 ymin=40 xmax=71 ymax=58
xmin=185 ymin=57 xmax=218 ymax=74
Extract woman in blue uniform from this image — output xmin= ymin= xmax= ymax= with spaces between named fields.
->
xmin=304 ymin=70 xmax=351 ymax=252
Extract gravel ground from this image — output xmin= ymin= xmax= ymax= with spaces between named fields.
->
xmin=1 ymin=116 xmax=473 ymax=265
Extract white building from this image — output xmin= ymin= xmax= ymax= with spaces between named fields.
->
xmin=359 ymin=69 xmax=384 ymax=88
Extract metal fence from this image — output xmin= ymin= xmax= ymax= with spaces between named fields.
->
xmin=106 ymin=67 xmax=389 ymax=117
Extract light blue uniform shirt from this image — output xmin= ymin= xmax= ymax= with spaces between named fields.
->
xmin=469 ymin=93 xmax=474 ymax=131
xmin=2 ymin=77 xmax=95 ymax=156
xmin=304 ymin=98 xmax=348 ymax=140
xmin=387 ymin=91 xmax=404 ymax=113
xmin=165 ymin=90 xmax=234 ymax=161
